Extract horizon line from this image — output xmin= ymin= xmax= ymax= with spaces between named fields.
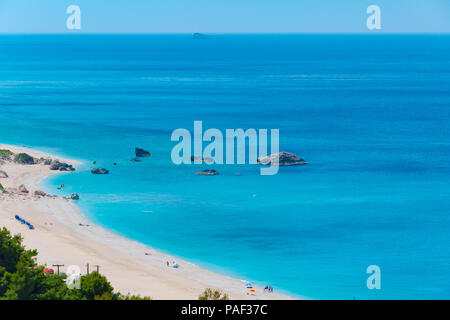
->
xmin=1 ymin=32 xmax=450 ymax=36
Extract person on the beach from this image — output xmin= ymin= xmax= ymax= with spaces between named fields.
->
xmin=166 ymin=261 xmax=169 ymax=267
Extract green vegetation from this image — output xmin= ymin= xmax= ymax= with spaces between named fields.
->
xmin=14 ymin=153 xmax=35 ymax=165
xmin=0 ymin=149 xmax=13 ymax=160
xmin=198 ymin=288 xmax=229 ymax=300
xmin=0 ymin=183 xmax=6 ymax=194
xmin=0 ymin=227 xmax=150 ymax=300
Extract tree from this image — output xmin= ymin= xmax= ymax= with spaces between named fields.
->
xmin=0 ymin=227 xmax=150 ymax=300
xmin=79 ymin=272 xmax=114 ymax=300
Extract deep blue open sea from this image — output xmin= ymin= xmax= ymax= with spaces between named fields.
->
xmin=1 ymin=35 xmax=449 ymax=299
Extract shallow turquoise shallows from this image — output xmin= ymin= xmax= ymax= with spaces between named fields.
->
xmin=1 ymin=35 xmax=450 ymax=299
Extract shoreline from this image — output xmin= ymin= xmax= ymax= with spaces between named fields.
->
xmin=0 ymin=143 xmax=296 ymax=300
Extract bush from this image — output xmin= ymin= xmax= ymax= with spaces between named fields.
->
xmin=0 ymin=183 xmax=5 ymax=194
xmin=198 ymin=288 xmax=229 ymax=300
xmin=0 ymin=149 xmax=13 ymax=160
xmin=14 ymin=153 xmax=35 ymax=165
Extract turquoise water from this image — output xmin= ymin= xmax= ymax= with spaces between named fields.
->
xmin=1 ymin=35 xmax=450 ymax=299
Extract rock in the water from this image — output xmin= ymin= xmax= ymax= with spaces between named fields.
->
xmin=190 ymin=156 xmax=213 ymax=163
xmin=70 ymin=193 xmax=80 ymax=200
xmin=34 ymin=190 xmax=47 ymax=197
xmin=18 ymin=184 xmax=29 ymax=193
xmin=135 ymin=147 xmax=151 ymax=157
xmin=49 ymin=160 xmax=75 ymax=172
xmin=0 ymin=170 xmax=8 ymax=178
xmin=195 ymin=169 xmax=219 ymax=175
xmin=91 ymin=168 xmax=109 ymax=175
xmin=257 ymin=152 xmax=307 ymax=166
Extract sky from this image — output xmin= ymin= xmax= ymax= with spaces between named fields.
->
xmin=0 ymin=0 xmax=449 ymax=34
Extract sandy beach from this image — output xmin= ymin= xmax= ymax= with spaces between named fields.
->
xmin=0 ymin=143 xmax=293 ymax=300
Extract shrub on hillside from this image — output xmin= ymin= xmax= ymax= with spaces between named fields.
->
xmin=0 ymin=149 xmax=13 ymax=160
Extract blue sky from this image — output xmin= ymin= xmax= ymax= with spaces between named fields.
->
xmin=0 ymin=0 xmax=449 ymax=33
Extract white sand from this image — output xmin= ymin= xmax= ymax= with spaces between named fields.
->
xmin=0 ymin=143 xmax=294 ymax=300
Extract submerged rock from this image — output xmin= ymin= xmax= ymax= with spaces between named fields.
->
xmin=190 ymin=156 xmax=213 ymax=163
xmin=195 ymin=169 xmax=219 ymax=176
xmin=257 ymin=152 xmax=307 ymax=166
xmin=18 ymin=184 xmax=29 ymax=193
xmin=135 ymin=147 xmax=151 ymax=157
xmin=91 ymin=168 xmax=109 ymax=175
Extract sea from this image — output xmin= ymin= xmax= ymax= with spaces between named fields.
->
xmin=1 ymin=34 xmax=449 ymax=299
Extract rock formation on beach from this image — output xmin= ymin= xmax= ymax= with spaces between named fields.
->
xmin=49 ymin=160 xmax=75 ymax=172
xmin=34 ymin=190 xmax=47 ymax=197
xmin=14 ymin=153 xmax=35 ymax=165
xmin=36 ymin=157 xmax=52 ymax=165
xmin=0 ymin=148 xmax=76 ymax=172
xmin=0 ymin=147 xmax=80 ymax=202
xmin=91 ymin=168 xmax=109 ymax=175
xmin=257 ymin=152 xmax=307 ymax=166
xmin=18 ymin=184 xmax=29 ymax=193
xmin=135 ymin=148 xmax=151 ymax=157
xmin=195 ymin=169 xmax=219 ymax=176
